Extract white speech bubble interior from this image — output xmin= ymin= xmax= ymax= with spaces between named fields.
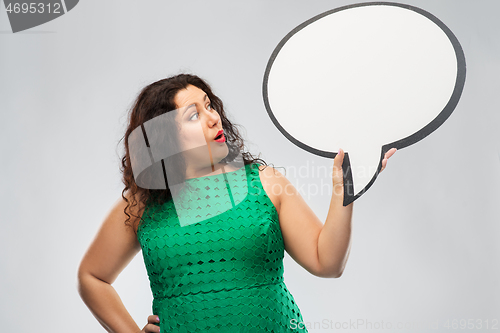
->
xmin=264 ymin=2 xmax=466 ymax=204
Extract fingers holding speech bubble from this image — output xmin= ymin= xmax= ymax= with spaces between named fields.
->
xmin=263 ymin=2 xmax=466 ymax=206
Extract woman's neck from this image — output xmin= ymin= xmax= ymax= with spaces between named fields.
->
xmin=184 ymin=162 xmax=231 ymax=180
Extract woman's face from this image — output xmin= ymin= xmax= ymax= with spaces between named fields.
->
xmin=174 ymin=85 xmax=229 ymax=173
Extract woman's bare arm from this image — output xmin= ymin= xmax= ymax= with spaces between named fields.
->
xmin=259 ymin=148 xmax=396 ymax=278
xmin=316 ymin=148 xmax=396 ymax=276
xmin=77 ymin=193 xmax=155 ymax=332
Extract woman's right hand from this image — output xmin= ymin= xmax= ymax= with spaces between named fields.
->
xmin=139 ymin=315 xmax=160 ymax=332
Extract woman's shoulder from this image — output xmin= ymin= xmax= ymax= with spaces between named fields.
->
xmin=251 ymin=163 xmax=290 ymax=214
xmin=253 ymin=162 xmax=286 ymax=179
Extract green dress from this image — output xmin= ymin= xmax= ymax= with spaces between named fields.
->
xmin=137 ymin=163 xmax=308 ymax=332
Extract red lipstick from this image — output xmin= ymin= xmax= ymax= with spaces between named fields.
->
xmin=214 ymin=130 xmax=225 ymax=142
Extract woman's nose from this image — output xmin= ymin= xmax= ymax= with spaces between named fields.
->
xmin=206 ymin=109 xmax=220 ymax=127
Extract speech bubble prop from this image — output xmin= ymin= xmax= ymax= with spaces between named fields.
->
xmin=128 ymin=106 xmax=248 ymax=227
xmin=263 ymin=2 xmax=466 ymax=205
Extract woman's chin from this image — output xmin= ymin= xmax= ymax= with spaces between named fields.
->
xmin=214 ymin=145 xmax=229 ymax=160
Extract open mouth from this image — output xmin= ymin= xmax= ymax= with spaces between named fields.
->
xmin=214 ymin=133 xmax=225 ymax=142
xmin=214 ymin=129 xmax=225 ymax=142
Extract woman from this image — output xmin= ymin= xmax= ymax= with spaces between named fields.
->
xmin=77 ymin=74 xmax=396 ymax=332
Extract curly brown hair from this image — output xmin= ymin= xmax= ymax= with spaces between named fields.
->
xmin=118 ymin=74 xmax=267 ymax=231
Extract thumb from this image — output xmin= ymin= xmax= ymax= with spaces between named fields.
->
xmin=333 ymin=148 xmax=344 ymax=172
xmin=332 ymin=148 xmax=344 ymax=184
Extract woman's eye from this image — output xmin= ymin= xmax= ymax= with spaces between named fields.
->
xmin=207 ymin=103 xmax=213 ymax=111
xmin=189 ymin=112 xmax=199 ymax=121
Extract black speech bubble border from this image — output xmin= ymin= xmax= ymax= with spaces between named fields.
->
xmin=262 ymin=1 xmax=466 ymax=206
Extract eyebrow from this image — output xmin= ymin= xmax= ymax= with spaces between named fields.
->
xmin=182 ymin=94 xmax=209 ymax=116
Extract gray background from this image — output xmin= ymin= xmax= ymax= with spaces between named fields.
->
xmin=0 ymin=0 xmax=499 ymax=331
